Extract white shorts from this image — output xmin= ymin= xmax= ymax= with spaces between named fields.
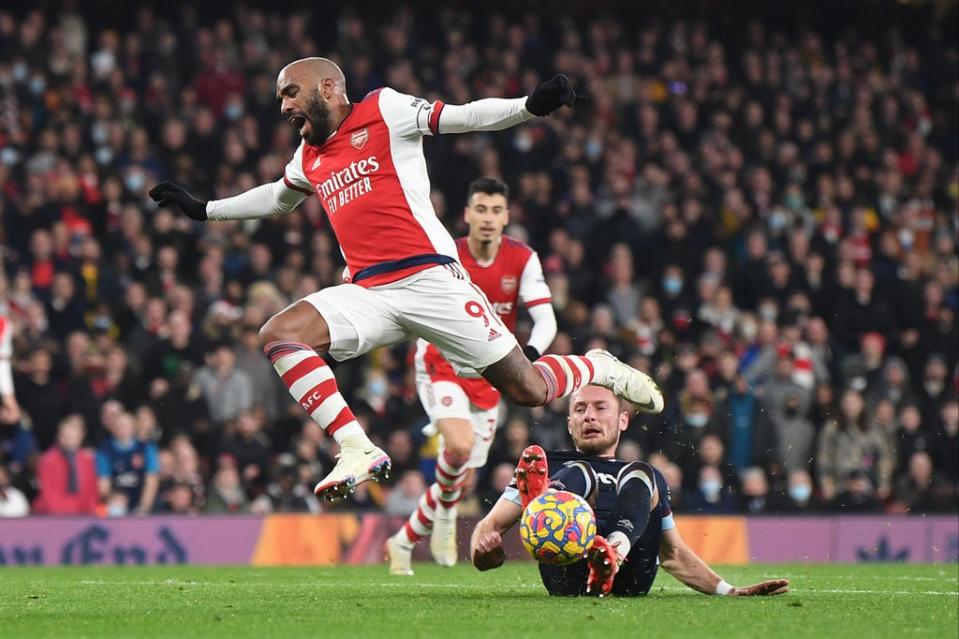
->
xmin=304 ymin=265 xmax=517 ymax=373
xmin=415 ymin=375 xmax=499 ymax=469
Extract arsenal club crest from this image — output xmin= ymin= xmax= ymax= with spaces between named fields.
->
xmin=351 ymin=128 xmax=369 ymax=150
xmin=501 ymin=275 xmax=517 ymax=293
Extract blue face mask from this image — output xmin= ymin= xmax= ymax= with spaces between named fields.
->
xmin=769 ymin=211 xmax=788 ymax=231
xmin=224 ymin=103 xmax=243 ymax=121
xmin=699 ymin=480 xmax=722 ymax=497
xmin=95 ymin=147 xmax=113 ymax=166
xmin=13 ymin=62 xmax=28 ymax=83
xmin=686 ymin=413 xmax=708 ymax=428
xmin=663 ymin=277 xmax=682 ymax=295
xmin=29 ymin=76 xmax=46 ymax=95
xmin=585 ymin=139 xmax=603 ymax=160
xmin=125 ymin=171 xmax=146 ymax=192
xmin=1 ymin=147 xmax=20 ymax=166
xmin=367 ymin=379 xmax=387 ymax=398
xmin=789 ymin=484 xmax=812 ymax=503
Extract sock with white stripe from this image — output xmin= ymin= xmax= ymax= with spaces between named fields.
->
xmin=607 ymin=461 xmax=654 ymax=561
xmin=396 ymin=450 xmax=469 ymax=548
xmin=264 ymin=341 xmax=366 ymax=445
xmin=532 ymin=354 xmax=602 ymax=404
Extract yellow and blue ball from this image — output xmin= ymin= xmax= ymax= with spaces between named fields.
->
xmin=519 ymin=489 xmax=596 ymax=565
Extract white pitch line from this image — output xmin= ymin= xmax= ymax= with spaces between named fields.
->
xmin=72 ymin=580 xmax=959 ymax=596
xmin=785 ymin=575 xmax=958 ymax=583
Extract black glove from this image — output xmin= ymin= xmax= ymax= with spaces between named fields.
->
xmin=523 ymin=344 xmax=541 ymax=362
xmin=525 ymin=74 xmax=578 ymax=116
xmin=149 ymin=182 xmax=208 ymax=221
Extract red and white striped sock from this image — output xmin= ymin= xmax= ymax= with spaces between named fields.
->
xmin=532 ymin=354 xmax=601 ymax=404
xmin=264 ymin=341 xmax=364 ymax=444
xmin=396 ymin=450 xmax=469 ymax=547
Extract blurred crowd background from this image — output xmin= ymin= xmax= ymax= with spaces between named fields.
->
xmin=0 ymin=0 xmax=956 ymax=519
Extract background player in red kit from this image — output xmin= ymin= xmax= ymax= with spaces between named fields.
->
xmin=387 ymin=177 xmax=557 ymax=574
xmin=150 ymin=57 xmax=663 ymax=502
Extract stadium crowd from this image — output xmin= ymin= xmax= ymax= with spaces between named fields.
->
xmin=0 ymin=2 xmax=956 ymax=519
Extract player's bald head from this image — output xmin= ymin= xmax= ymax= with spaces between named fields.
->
xmin=277 ymin=57 xmax=346 ymax=92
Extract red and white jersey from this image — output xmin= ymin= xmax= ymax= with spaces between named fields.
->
xmin=416 ymin=236 xmax=551 ymax=409
xmin=284 ymin=87 xmax=457 ymax=288
xmin=455 ymin=236 xmax=551 ymax=331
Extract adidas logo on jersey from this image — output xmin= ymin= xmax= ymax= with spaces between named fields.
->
xmin=488 ymin=328 xmax=501 ymax=342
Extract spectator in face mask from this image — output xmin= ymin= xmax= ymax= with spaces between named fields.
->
xmin=771 ymin=469 xmax=817 ymax=512
xmin=687 ymin=465 xmax=738 ymax=514
xmin=658 ymin=264 xmax=689 ymax=320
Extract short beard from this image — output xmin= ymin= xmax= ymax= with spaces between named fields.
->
xmin=303 ymin=91 xmax=333 ymax=145
xmin=574 ymin=433 xmax=618 ymax=457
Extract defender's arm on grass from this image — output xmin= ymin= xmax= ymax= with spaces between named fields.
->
xmin=658 ymin=526 xmax=789 ymax=596
xmin=470 ymin=497 xmax=522 ymax=571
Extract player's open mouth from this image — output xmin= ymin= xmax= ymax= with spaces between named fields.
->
xmin=289 ymin=114 xmax=308 ymax=134
xmin=582 ymin=426 xmax=602 ymax=437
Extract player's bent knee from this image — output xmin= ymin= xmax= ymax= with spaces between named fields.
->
xmin=257 ymin=317 xmax=295 ymax=349
xmin=257 ymin=302 xmax=331 ymax=352
xmin=438 ymin=420 xmax=474 ymax=461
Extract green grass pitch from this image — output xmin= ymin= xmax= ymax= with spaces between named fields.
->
xmin=1 ymin=563 xmax=956 ymax=638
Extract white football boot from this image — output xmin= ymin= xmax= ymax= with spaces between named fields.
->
xmin=430 ymin=506 xmax=458 ymax=567
xmin=313 ymin=438 xmax=391 ymax=501
xmin=584 ymin=349 xmax=664 ymax=414
xmin=385 ymin=535 xmax=414 ymax=576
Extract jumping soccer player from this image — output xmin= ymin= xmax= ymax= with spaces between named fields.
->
xmin=470 ymin=385 xmax=789 ymax=597
xmin=151 ymin=58 xmax=663 ymax=501
xmin=386 ymin=176 xmax=557 ymax=574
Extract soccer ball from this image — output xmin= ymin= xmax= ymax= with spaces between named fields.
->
xmin=519 ymin=490 xmax=596 ymax=565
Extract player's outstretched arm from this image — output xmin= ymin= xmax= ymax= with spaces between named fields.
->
xmin=150 ymin=178 xmax=308 ymax=222
xmin=470 ymin=497 xmax=522 ymax=571
xmin=658 ymin=527 xmax=789 ymax=596
xmin=436 ymin=75 xmax=578 ymax=135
